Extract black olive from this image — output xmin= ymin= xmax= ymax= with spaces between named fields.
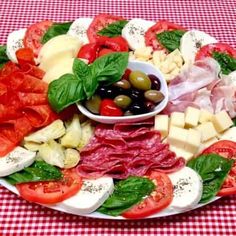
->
xmin=129 ymin=89 xmax=144 ymax=101
xmin=145 ymin=101 xmax=155 ymax=112
xmin=129 ymin=102 xmax=149 ymax=115
xmin=148 ymin=74 xmax=161 ymax=91
xmin=96 ymin=86 xmax=118 ymax=99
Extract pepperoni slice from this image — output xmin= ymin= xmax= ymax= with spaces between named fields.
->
xmin=20 ymin=63 xmax=45 ymax=80
xmin=17 ymin=92 xmax=48 ymax=106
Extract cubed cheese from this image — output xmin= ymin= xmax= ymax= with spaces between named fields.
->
xmin=212 ymin=111 xmax=233 ymax=132
xmin=220 ymin=127 xmax=236 ymax=142
xmin=167 ymin=126 xmax=188 ymax=148
xmin=198 ymin=137 xmax=218 ymax=153
xmin=195 ymin=122 xmax=217 ymax=142
xmin=154 ymin=115 xmax=169 ymax=138
xmin=199 ymin=109 xmax=213 ymax=124
xmin=184 ymin=129 xmax=201 ymax=154
xmin=170 ymin=112 xmax=185 ymax=128
xmin=185 ymin=107 xmax=200 ymax=128
xmin=169 ymin=145 xmax=193 ymax=161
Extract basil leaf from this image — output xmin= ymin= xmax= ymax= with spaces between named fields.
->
xmin=187 ymin=154 xmax=233 ymax=203
xmin=233 ymin=118 xmax=236 ymax=127
xmin=42 ymin=22 xmax=72 ymax=44
xmin=91 ymin=52 xmax=129 ymax=85
xmin=98 ymin=20 xmax=128 ymax=37
xmin=73 ymin=58 xmax=98 ymax=99
xmin=97 ymin=176 xmax=155 ymax=216
xmin=212 ymin=51 xmax=236 ymax=75
xmin=0 ymin=45 xmax=9 ymax=68
xmin=5 ymin=160 xmax=62 ymax=185
xmin=48 ymin=73 xmax=86 ymax=112
xmin=156 ymin=30 xmax=185 ymax=52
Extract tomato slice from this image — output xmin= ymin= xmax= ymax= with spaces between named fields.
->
xmin=201 ymin=140 xmax=236 ymax=196
xmin=195 ymin=43 xmax=236 ymax=61
xmin=16 ymin=168 xmax=82 ymax=204
xmin=87 ymin=13 xmax=125 ymax=43
xmin=122 ymin=172 xmax=173 ymax=219
xmin=145 ymin=20 xmax=186 ymax=50
xmin=23 ymin=20 xmax=53 ymax=57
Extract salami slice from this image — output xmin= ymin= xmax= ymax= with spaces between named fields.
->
xmin=17 ymin=92 xmax=48 ymax=106
xmin=0 ymin=134 xmax=15 ymax=157
xmin=20 ymin=63 xmax=45 ymax=80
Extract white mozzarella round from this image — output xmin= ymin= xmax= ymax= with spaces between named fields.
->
xmin=228 ymin=70 xmax=236 ymax=86
xmin=0 ymin=146 xmax=36 ymax=177
xmin=6 ymin=28 xmax=26 ymax=63
xmin=67 ymin=18 xmax=93 ymax=44
xmin=220 ymin=127 xmax=236 ymax=142
xmin=168 ymin=166 xmax=203 ymax=211
xmin=122 ymin=19 xmax=155 ymax=50
xmin=180 ymin=30 xmax=218 ymax=64
xmin=59 ymin=177 xmax=114 ymax=214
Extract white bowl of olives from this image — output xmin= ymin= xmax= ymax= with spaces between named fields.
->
xmin=77 ymin=60 xmax=168 ymax=124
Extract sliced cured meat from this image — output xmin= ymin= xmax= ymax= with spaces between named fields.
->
xmin=22 ymin=105 xmax=58 ymax=128
xmin=163 ymin=58 xmax=236 ymax=117
xmin=20 ymin=63 xmax=45 ymax=80
xmin=0 ymin=61 xmax=19 ymax=78
xmin=0 ymin=134 xmax=15 ymax=157
xmin=77 ymin=123 xmax=185 ymax=179
xmin=17 ymin=92 xmax=48 ymax=106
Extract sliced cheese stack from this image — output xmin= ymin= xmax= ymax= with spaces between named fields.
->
xmin=38 ymin=34 xmax=82 ymax=83
xmin=154 ymin=107 xmax=234 ymax=161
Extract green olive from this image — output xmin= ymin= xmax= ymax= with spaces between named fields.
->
xmin=113 ymin=80 xmax=131 ymax=89
xmin=85 ymin=95 xmax=101 ymax=114
xmin=124 ymin=110 xmax=133 ymax=116
xmin=129 ymin=70 xmax=151 ymax=90
xmin=144 ymin=90 xmax=165 ymax=103
xmin=114 ymin=95 xmax=132 ymax=109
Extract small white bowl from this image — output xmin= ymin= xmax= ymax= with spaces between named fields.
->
xmin=77 ymin=60 xmax=168 ymax=124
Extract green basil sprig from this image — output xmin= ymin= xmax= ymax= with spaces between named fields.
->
xmin=212 ymin=51 xmax=236 ymax=75
xmin=42 ymin=22 xmax=72 ymax=44
xmin=0 ymin=45 xmax=10 ymax=68
xmin=5 ymin=160 xmax=63 ymax=185
xmin=156 ymin=30 xmax=185 ymax=52
xmin=97 ymin=176 xmax=155 ymax=216
xmin=187 ymin=154 xmax=233 ymax=203
xmin=98 ymin=20 xmax=128 ymax=38
xmin=48 ymin=52 xmax=129 ymax=112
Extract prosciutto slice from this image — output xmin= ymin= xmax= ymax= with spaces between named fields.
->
xmin=77 ymin=122 xmax=185 ymax=179
xmin=163 ymin=58 xmax=236 ymax=117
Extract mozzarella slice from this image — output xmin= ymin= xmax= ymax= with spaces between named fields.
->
xmin=67 ymin=18 xmax=92 ymax=44
xmin=180 ymin=30 xmax=217 ymax=64
xmin=168 ymin=167 xmax=203 ymax=211
xmin=220 ymin=127 xmax=236 ymax=142
xmin=59 ymin=177 xmax=114 ymax=214
xmin=6 ymin=28 xmax=26 ymax=63
xmin=122 ymin=19 xmax=155 ymax=50
xmin=0 ymin=147 xmax=36 ymax=177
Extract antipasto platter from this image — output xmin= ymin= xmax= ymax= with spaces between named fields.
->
xmin=0 ymin=13 xmax=235 ymax=220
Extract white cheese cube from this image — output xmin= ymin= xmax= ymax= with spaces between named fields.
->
xmin=170 ymin=112 xmax=185 ymax=128
xmin=199 ymin=109 xmax=213 ymax=124
xmin=167 ymin=126 xmax=188 ymax=149
xmin=134 ymin=46 xmax=152 ymax=61
xmin=169 ymin=145 xmax=193 ymax=161
xmin=184 ymin=129 xmax=201 ymax=154
xmin=212 ymin=111 xmax=233 ymax=132
xmin=220 ymin=127 xmax=236 ymax=142
xmin=154 ymin=115 xmax=169 ymax=138
xmin=195 ymin=122 xmax=217 ymax=142
xmin=198 ymin=137 xmax=219 ymax=153
xmin=185 ymin=107 xmax=200 ymax=128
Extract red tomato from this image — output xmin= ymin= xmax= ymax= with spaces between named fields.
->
xmin=195 ymin=43 xmax=236 ymax=61
xmin=145 ymin=20 xmax=186 ymax=50
xmin=87 ymin=13 xmax=125 ymax=42
xmin=201 ymin=140 xmax=236 ymax=196
xmin=97 ymin=36 xmax=129 ymax=52
xmin=100 ymin=99 xmax=123 ymax=116
xmin=122 ymin=172 xmax=173 ymax=219
xmin=98 ymin=48 xmax=115 ymax=57
xmin=77 ymin=43 xmax=101 ymax=63
xmin=23 ymin=20 xmax=53 ymax=57
xmin=16 ymin=48 xmax=35 ymax=66
xmin=16 ymin=168 xmax=82 ymax=204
